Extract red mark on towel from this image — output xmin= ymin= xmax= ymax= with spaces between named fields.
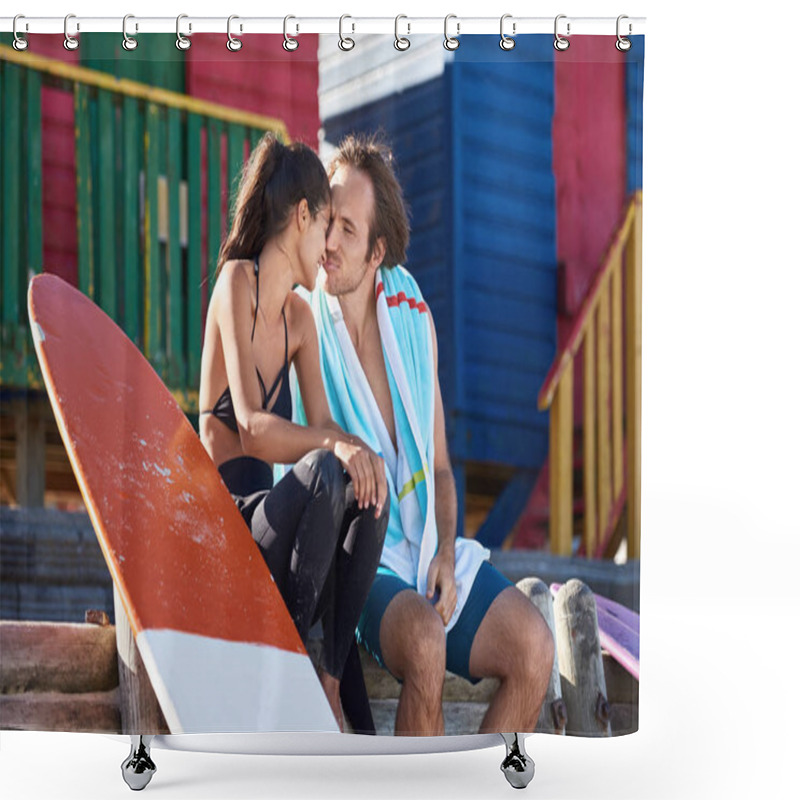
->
xmin=376 ymin=283 xmax=428 ymax=314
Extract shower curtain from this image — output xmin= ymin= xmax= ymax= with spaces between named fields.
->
xmin=0 ymin=21 xmax=643 ymax=742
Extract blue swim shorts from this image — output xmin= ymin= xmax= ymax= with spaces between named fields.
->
xmin=355 ymin=560 xmax=513 ymax=685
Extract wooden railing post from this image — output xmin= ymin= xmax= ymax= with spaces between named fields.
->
xmin=187 ymin=113 xmax=203 ymax=389
xmin=611 ymin=257 xmax=625 ymax=500
xmin=597 ymin=280 xmax=612 ymax=540
xmin=583 ymin=316 xmax=597 ymax=557
xmin=538 ymin=195 xmax=641 ymax=562
xmin=122 ymin=95 xmax=141 ymax=346
xmin=549 ymin=361 xmax=574 ymax=556
xmin=75 ymin=83 xmax=94 ymax=299
xmin=625 ymin=197 xmax=643 ymax=559
xmin=144 ymin=102 xmax=164 ymax=374
xmin=166 ymin=107 xmax=184 ymax=388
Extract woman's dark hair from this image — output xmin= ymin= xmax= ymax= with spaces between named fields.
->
xmin=215 ymin=134 xmax=330 ymax=279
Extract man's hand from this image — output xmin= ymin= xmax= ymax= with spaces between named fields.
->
xmin=426 ymin=551 xmax=457 ymax=626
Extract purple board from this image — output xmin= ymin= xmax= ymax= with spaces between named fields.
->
xmin=596 ymin=605 xmax=639 ymax=681
xmin=592 ymin=593 xmax=639 ymax=635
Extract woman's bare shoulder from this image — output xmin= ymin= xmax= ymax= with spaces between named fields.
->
xmin=210 ymin=260 xmax=253 ymax=308
xmin=285 ymin=290 xmax=317 ymax=348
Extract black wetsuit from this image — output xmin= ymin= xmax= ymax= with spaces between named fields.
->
xmin=201 ymin=258 xmax=388 ymax=690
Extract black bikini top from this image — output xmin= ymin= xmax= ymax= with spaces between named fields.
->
xmin=201 ymin=258 xmax=292 ymax=433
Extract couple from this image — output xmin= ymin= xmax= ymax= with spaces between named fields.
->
xmin=198 ymin=133 xmax=554 ymax=736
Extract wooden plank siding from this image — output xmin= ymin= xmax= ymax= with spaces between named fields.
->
xmin=321 ymin=36 xmax=558 ymax=543
xmin=452 ymin=38 xmax=557 ymax=471
xmin=626 ymin=37 xmax=645 ymax=193
xmin=0 ymin=44 xmax=292 ymax=409
xmin=185 ymin=34 xmax=319 ymax=147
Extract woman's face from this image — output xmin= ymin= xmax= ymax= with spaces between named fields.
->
xmin=296 ymin=200 xmax=331 ymax=291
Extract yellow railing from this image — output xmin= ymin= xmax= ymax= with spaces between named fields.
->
xmin=538 ymin=191 xmax=642 ymax=559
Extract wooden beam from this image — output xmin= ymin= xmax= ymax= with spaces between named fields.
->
xmin=0 ymin=690 xmax=121 ymax=732
xmin=186 ymin=113 xmax=203 ymax=388
xmin=553 ymin=580 xmax=611 ymax=737
xmin=517 ymin=577 xmax=566 ymax=735
xmin=596 ymin=283 xmax=612 ymax=540
xmin=167 ymin=107 xmax=184 ymax=388
xmin=611 ymin=257 xmax=624 ymax=499
xmin=549 ymin=362 xmax=573 ymax=556
xmin=0 ymin=620 xmax=118 ymax=694
xmin=74 ymin=83 xmax=94 ymax=299
xmin=625 ymin=196 xmax=643 ymax=560
xmin=583 ymin=315 xmax=597 ymax=558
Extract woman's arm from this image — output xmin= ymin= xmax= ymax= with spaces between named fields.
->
xmin=292 ymin=295 xmax=387 ymax=515
xmin=216 ymin=275 xmax=384 ymax=511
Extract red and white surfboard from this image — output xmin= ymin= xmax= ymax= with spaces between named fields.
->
xmin=28 ymin=274 xmax=337 ymax=734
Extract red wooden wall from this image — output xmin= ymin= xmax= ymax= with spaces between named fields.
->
xmin=29 ymin=33 xmax=320 ymax=290
xmin=32 ymin=37 xmax=81 ymax=288
xmin=515 ymin=37 xmax=630 ymax=549
xmin=553 ymin=35 xmax=628 ymax=433
xmin=185 ymin=34 xmax=321 ymax=148
xmin=553 ymin=36 xmax=628 ymax=346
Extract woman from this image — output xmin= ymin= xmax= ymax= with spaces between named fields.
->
xmin=198 ymin=134 xmax=388 ymax=730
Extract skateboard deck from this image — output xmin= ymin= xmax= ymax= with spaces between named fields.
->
xmin=551 ymin=583 xmax=639 ymax=680
xmin=28 ymin=274 xmax=338 ymax=734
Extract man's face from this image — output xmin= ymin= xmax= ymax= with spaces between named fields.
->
xmin=322 ymin=165 xmax=380 ymax=297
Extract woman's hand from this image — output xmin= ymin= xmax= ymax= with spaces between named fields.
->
xmin=332 ymin=434 xmax=388 ymax=518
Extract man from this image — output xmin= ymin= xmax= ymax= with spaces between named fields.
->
xmin=310 ymin=134 xmax=554 ymax=735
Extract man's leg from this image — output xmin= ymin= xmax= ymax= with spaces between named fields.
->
xmin=468 ymin=585 xmax=554 ymax=733
xmin=379 ymin=589 xmax=447 ymax=736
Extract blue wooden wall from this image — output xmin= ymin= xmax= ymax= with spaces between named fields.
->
xmin=323 ymin=38 xmax=557 ymax=474
xmin=450 ymin=36 xmax=557 ymax=472
xmin=323 ymin=37 xmax=558 ymax=540
xmin=626 ymin=36 xmax=645 ymax=193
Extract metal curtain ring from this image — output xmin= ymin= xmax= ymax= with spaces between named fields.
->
xmin=12 ymin=15 xmax=29 ymax=51
xmin=64 ymin=14 xmax=79 ymax=51
xmin=394 ymin=15 xmax=410 ymax=51
xmin=283 ymin=15 xmax=299 ymax=51
xmin=553 ymin=14 xmax=570 ymax=51
xmin=338 ymin=15 xmax=355 ymax=51
xmin=500 ymin=14 xmax=516 ymax=51
xmin=616 ymin=15 xmax=632 ymax=51
xmin=122 ymin=15 xmax=138 ymax=51
xmin=227 ymin=15 xmax=242 ymax=51
xmin=394 ymin=15 xmax=410 ymax=50
xmin=176 ymin=14 xmax=191 ymax=50
xmin=444 ymin=14 xmax=460 ymax=51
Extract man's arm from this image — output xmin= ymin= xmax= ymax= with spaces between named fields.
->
xmin=426 ymin=313 xmax=459 ymax=625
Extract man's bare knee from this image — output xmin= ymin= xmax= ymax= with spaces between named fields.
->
xmin=381 ymin=593 xmax=446 ymax=690
xmin=503 ymin=604 xmax=554 ymax=685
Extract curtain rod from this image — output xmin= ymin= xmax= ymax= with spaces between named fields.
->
xmin=1 ymin=16 xmax=646 ymax=37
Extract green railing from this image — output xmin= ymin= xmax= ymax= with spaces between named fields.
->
xmin=1 ymin=44 xmax=288 ymax=411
